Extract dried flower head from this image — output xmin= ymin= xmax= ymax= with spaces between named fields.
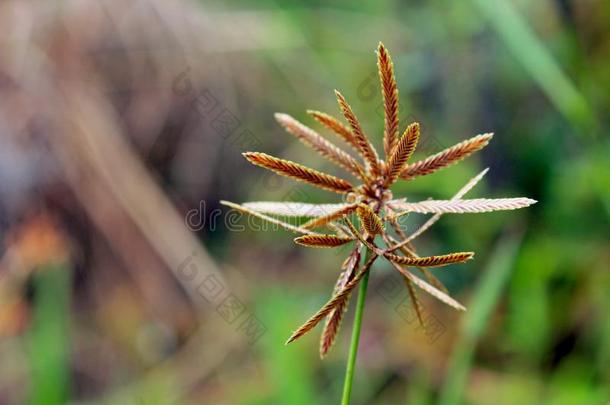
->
xmin=221 ymin=42 xmax=536 ymax=358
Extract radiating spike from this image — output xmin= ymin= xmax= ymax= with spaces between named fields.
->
xmin=220 ymin=201 xmax=319 ymax=235
xmin=389 ymin=168 xmax=489 ymax=249
xmin=302 ymin=204 xmax=359 ymax=229
xmin=320 ymin=247 xmax=361 ymax=358
xmin=386 ymin=122 xmax=420 ymax=185
xmin=383 ymin=228 xmax=450 ymax=294
xmin=377 ymin=42 xmax=400 ymax=157
xmin=335 ymin=90 xmax=381 ymax=175
xmin=286 ymin=253 xmax=378 ymax=345
xmin=401 ymin=133 xmax=493 ymax=179
xmin=307 ymin=110 xmax=362 ymax=155
xmin=243 ymin=201 xmax=351 ymax=218
xmin=389 ymin=260 xmax=466 ymax=311
xmin=243 ymin=152 xmax=353 ymax=194
xmin=391 ymin=198 xmax=538 ymax=216
xmin=275 ymin=113 xmax=366 ymax=179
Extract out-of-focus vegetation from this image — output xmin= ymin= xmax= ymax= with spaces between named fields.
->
xmin=0 ymin=0 xmax=608 ymax=404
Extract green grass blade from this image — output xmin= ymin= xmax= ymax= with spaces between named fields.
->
xmin=439 ymin=230 xmax=524 ymax=405
xmin=27 ymin=264 xmax=71 ymax=405
xmin=470 ymin=0 xmax=596 ymax=133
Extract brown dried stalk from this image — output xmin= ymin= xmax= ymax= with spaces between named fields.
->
xmin=224 ymin=43 xmax=535 ymax=361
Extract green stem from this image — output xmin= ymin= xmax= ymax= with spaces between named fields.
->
xmin=341 ymin=247 xmax=372 ymax=405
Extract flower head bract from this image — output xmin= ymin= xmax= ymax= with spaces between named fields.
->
xmin=221 ymin=42 xmax=536 ymax=358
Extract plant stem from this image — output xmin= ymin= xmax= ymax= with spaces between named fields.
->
xmin=341 ymin=247 xmax=372 ymax=405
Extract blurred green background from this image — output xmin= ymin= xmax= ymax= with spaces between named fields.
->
xmin=0 ymin=0 xmax=609 ymax=404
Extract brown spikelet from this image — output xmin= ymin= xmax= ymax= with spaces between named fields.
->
xmin=243 ymin=152 xmax=353 ymax=194
xmin=302 ymin=204 xmax=359 ymax=230
xmin=377 ymin=42 xmax=400 ymax=156
xmin=294 ymin=234 xmax=354 ymax=248
xmin=320 ymin=278 xmax=351 ymax=357
xmin=386 ymin=122 xmax=420 ymax=185
xmin=275 ymin=113 xmax=365 ymax=179
xmin=320 ymin=278 xmax=351 ymax=359
xmin=401 ymin=133 xmax=494 ymax=179
xmin=320 ymin=248 xmax=360 ymax=358
xmin=384 ymin=251 xmax=474 ymax=267
xmin=335 ymin=90 xmax=381 ymax=175
xmin=307 ymin=110 xmax=361 ymax=154
xmin=357 ymin=204 xmax=384 ymax=236
xmin=286 ymin=253 xmax=378 ymax=345
xmin=341 ymin=245 xmax=362 ymax=273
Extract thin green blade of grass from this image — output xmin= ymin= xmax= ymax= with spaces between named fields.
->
xmin=470 ymin=0 xmax=596 ymax=133
xmin=27 ymin=264 xmax=71 ymax=405
xmin=439 ymin=229 xmax=524 ymax=405
xmin=256 ymin=289 xmax=317 ymax=405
